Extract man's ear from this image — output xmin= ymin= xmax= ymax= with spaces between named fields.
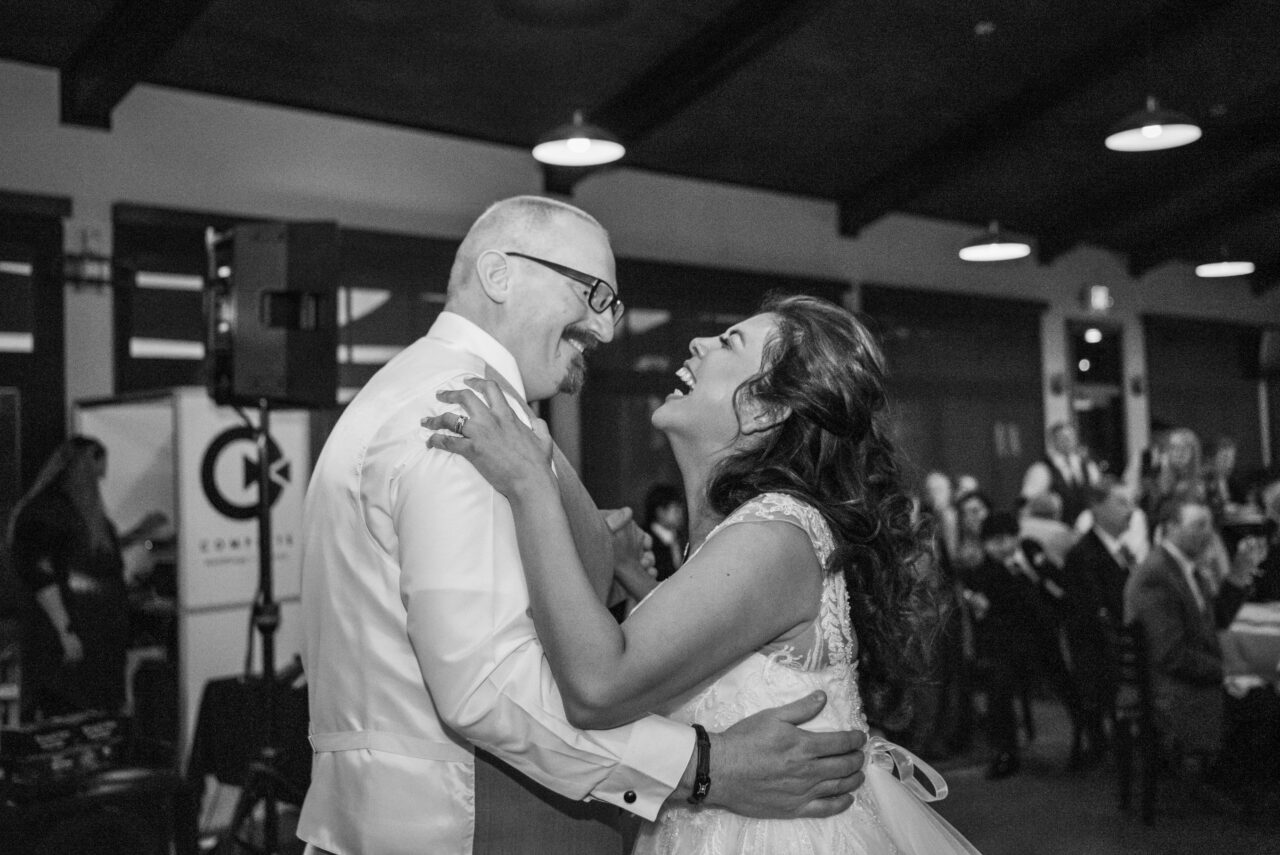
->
xmin=739 ymin=399 xmax=791 ymax=436
xmin=475 ymin=250 xmax=512 ymax=305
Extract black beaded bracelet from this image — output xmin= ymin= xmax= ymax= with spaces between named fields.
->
xmin=687 ymin=723 xmax=711 ymax=805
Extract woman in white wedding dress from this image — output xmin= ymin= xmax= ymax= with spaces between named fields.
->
xmin=428 ymin=294 xmax=982 ymax=854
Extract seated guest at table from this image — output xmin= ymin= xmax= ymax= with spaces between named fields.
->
xmin=968 ymin=511 xmax=1079 ymax=779
xmin=1018 ymin=492 xmax=1077 ymax=569
xmin=1061 ymin=477 xmax=1136 ymax=763
xmin=1250 ymin=474 xmax=1280 ymax=603
xmin=1204 ymin=435 xmax=1250 ymax=522
xmin=1124 ymin=494 xmax=1267 ymax=775
xmin=1139 ymin=427 xmax=1204 ymax=538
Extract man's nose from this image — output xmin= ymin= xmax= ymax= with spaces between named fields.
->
xmin=587 ymin=306 xmax=615 ymax=344
xmin=689 ymin=337 xmax=709 ymax=356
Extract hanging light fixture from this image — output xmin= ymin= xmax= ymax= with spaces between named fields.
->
xmin=1104 ymin=96 xmax=1201 ymax=152
xmin=958 ymin=221 xmax=1031 ymax=262
xmin=1104 ymin=5 xmax=1201 ymax=153
xmin=531 ymin=110 xmax=625 ymax=167
xmin=1195 ymin=246 xmax=1255 ymax=278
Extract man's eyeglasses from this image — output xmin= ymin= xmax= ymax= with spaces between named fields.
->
xmin=505 ymin=251 xmax=625 ymax=325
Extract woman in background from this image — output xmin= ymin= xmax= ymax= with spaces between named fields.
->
xmin=6 ymin=436 xmax=161 ymax=719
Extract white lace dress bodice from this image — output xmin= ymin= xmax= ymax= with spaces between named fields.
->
xmin=632 ymin=493 xmax=981 ymax=855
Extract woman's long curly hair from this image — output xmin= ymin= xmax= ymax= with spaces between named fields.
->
xmin=704 ymin=294 xmax=940 ymax=718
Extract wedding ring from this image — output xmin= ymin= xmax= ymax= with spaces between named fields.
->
xmin=454 ymin=413 xmax=469 ymax=435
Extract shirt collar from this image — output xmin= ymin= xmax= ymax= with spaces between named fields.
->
xmin=650 ymin=522 xmax=678 ymax=547
xmin=1093 ymin=526 xmax=1123 ymax=557
xmin=1163 ymin=541 xmax=1208 ymax=611
xmin=427 ymin=311 xmax=527 ymax=402
xmin=1162 ymin=540 xmax=1195 ymax=575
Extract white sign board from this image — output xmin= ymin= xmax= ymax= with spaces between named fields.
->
xmin=173 ymin=388 xmax=308 ymax=609
xmin=76 ymin=387 xmax=311 ymax=760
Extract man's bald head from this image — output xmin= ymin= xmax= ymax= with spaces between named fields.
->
xmin=442 ymin=196 xmax=619 ymax=401
xmin=447 ymin=196 xmax=607 ymax=299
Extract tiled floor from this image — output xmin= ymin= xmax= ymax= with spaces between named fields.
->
xmin=928 ymin=701 xmax=1278 ymax=855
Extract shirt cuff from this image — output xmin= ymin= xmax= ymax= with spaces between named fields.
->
xmin=587 ymin=715 xmax=695 ymax=820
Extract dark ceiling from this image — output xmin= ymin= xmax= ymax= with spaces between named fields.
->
xmin=4 ymin=0 xmax=1278 ymax=293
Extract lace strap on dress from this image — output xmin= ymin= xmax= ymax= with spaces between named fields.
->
xmin=717 ymin=492 xmax=835 ymax=566
xmin=714 ymin=493 xmax=857 ymax=667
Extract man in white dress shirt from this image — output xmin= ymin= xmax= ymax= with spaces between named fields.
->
xmin=1021 ymin=421 xmax=1102 ymax=529
xmin=297 ymin=196 xmax=866 ymax=855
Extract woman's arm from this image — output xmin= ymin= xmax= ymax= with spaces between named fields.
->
xmin=427 ymin=380 xmax=821 ymax=729
xmin=31 ymin=562 xmax=84 ymax=664
xmin=507 ymin=482 xmax=820 ymax=728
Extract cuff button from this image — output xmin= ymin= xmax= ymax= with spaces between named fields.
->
xmin=623 ymin=790 xmax=637 ymax=804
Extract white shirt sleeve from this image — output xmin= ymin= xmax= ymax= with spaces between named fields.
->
xmin=392 ymin=439 xmax=693 ymax=820
xmin=1021 ymin=460 xmax=1051 ymax=499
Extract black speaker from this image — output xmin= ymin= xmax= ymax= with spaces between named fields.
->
xmin=204 ymin=221 xmax=339 ymax=408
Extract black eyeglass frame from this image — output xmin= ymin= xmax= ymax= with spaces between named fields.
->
xmin=505 ymin=251 xmax=625 ymax=324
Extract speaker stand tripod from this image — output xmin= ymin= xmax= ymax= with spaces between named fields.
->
xmin=222 ymin=400 xmax=299 ymax=855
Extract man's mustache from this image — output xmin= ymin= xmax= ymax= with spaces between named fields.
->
xmin=564 ymin=328 xmax=599 ymax=354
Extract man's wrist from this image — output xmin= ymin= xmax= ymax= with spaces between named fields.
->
xmin=672 ymin=742 xmax=698 ymax=801
xmin=686 ymin=724 xmax=711 ymax=804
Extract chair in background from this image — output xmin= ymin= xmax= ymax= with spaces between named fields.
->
xmin=0 ymin=638 xmax=20 ymax=727
xmin=186 ymin=670 xmax=310 ymax=854
xmin=1106 ymin=619 xmax=1157 ymax=825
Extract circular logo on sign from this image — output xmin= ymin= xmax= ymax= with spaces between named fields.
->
xmin=200 ymin=426 xmax=292 ymax=520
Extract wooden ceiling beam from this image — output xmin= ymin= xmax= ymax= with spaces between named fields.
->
xmin=552 ymin=0 xmax=830 ymax=195
xmin=1250 ymin=265 xmax=1279 ymax=297
xmin=836 ymin=0 xmax=1232 ymax=237
xmin=594 ymin=0 xmax=831 ymax=139
xmin=60 ymin=0 xmax=216 ymax=129
xmin=1121 ymin=159 xmax=1280 ymax=276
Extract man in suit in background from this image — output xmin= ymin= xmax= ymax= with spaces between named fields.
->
xmin=969 ymin=512 xmax=1079 ymax=779
xmin=1061 ymin=476 xmax=1135 ymax=763
xmin=1123 ymin=494 xmax=1265 ymax=765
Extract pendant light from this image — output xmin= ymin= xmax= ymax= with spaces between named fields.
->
xmin=1195 ymin=246 xmax=1255 ymax=278
xmin=958 ymin=221 xmax=1031 ymax=262
xmin=1104 ymin=96 xmax=1201 ymax=152
xmin=1104 ymin=5 xmax=1200 ymax=153
xmin=531 ymin=110 xmax=625 ymax=167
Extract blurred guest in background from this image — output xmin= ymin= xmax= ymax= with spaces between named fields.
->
xmin=1204 ymin=435 xmax=1249 ymax=522
xmin=922 ymin=471 xmax=959 ymax=567
xmin=1246 ymin=474 xmax=1280 ymax=603
xmin=6 ymin=436 xmax=165 ymax=719
xmin=1022 ymin=421 xmax=1101 ymax=530
xmin=1140 ymin=427 xmax=1204 ymax=528
xmin=968 ymin=511 xmax=1079 ymax=778
xmin=913 ymin=471 xmax=970 ymax=760
xmin=1126 ymin=418 xmax=1172 ymax=499
xmin=1018 ymin=492 xmax=1077 ymax=569
xmin=1060 ymin=477 xmax=1136 ymax=764
xmin=1124 ymin=494 xmax=1265 ymax=765
xmin=953 ymin=488 xmax=992 ymax=576
xmin=642 ymin=482 xmax=687 ymax=583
